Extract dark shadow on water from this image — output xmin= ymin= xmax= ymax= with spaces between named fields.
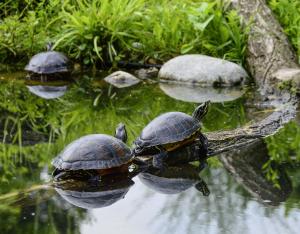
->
xmin=54 ymin=176 xmax=135 ymax=209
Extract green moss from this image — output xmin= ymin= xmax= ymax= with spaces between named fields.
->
xmin=277 ymin=80 xmax=298 ymax=94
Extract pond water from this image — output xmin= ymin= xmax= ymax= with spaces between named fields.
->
xmin=0 ymin=71 xmax=300 ymax=234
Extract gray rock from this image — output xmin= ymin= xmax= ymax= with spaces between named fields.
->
xmin=104 ymin=71 xmax=140 ymax=88
xmin=159 ymin=82 xmax=244 ymax=103
xmin=158 ymin=55 xmax=248 ymax=86
xmin=135 ymin=67 xmax=159 ymax=80
xmin=272 ymin=68 xmax=300 ymax=85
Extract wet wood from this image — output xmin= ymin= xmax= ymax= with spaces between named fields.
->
xmin=205 ymin=0 xmax=300 ymax=156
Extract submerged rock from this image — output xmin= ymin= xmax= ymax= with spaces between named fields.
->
xmin=104 ymin=71 xmax=140 ymax=88
xmin=158 ymin=55 xmax=248 ymax=86
xmin=159 ymin=82 xmax=244 ymax=103
xmin=135 ymin=67 xmax=159 ymax=80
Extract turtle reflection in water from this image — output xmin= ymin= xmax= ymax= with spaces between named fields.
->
xmin=52 ymin=123 xmax=136 ymax=181
xmin=25 ymin=43 xmax=72 ymax=81
xmin=54 ymin=175 xmax=134 ymax=209
xmin=133 ymin=101 xmax=210 ymax=169
xmin=139 ymin=164 xmax=210 ymax=196
xmin=26 ymin=84 xmax=69 ymax=99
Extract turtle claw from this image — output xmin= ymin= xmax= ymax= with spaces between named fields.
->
xmin=198 ymin=160 xmax=208 ymax=172
xmin=195 ymin=180 xmax=210 ymax=196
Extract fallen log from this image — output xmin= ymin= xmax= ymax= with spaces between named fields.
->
xmin=206 ymin=0 xmax=299 ymax=155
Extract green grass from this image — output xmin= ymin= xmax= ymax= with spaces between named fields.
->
xmin=0 ymin=0 xmax=247 ymax=66
xmin=269 ymin=0 xmax=300 ymax=63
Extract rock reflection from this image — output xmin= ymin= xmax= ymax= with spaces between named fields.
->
xmin=159 ymin=82 xmax=244 ymax=103
xmin=219 ymin=139 xmax=292 ymax=205
xmin=54 ymin=175 xmax=135 ymax=209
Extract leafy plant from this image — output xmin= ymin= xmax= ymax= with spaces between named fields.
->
xmin=269 ymin=0 xmax=300 ymax=63
xmin=0 ymin=0 xmax=247 ymax=66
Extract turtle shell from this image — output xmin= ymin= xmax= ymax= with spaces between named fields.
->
xmin=135 ymin=112 xmax=200 ymax=151
xmin=25 ymin=51 xmax=71 ymax=74
xmin=52 ymin=134 xmax=132 ymax=170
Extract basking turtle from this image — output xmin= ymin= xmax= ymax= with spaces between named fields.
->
xmin=54 ymin=175 xmax=134 ymax=209
xmin=133 ymin=101 xmax=210 ymax=168
xmin=52 ymin=123 xmax=133 ymax=181
xmin=25 ymin=43 xmax=72 ymax=80
xmin=138 ymin=164 xmax=210 ymax=196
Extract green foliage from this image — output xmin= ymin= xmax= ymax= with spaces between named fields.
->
xmin=0 ymin=0 xmax=247 ymax=66
xmin=54 ymin=0 xmax=144 ymax=65
xmin=269 ymin=0 xmax=300 ymax=63
xmin=0 ymin=0 xmax=63 ymax=64
xmin=130 ymin=0 xmax=246 ymax=63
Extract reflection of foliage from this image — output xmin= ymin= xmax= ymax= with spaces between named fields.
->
xmin=0 ymin=187 xmax=85 ymax=234
xmin=264 ymin=121 xmax=300 ymax=186
xmin=0 ymin=204 xmax=20 ymax=233
xmin=284 ymin=167 xmax=300 ymax=213
xmin=0 ymin=74 xmax=247 ymax=193
xmin=265 ymin=121 xmax=300 ymax=163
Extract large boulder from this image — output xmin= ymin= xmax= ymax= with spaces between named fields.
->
xmin=158 ymin=55 xmax=248 ymax=86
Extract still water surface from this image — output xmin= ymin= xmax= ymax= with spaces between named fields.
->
xmin=0 ymin=72 xmax=299 ymax=234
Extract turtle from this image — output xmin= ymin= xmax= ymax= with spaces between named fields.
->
xmin=52 ymin=123 xmax=134 ymax=181
xmin=138 ymin=164 xmax=210 ymax=196
xmin=25 ymin=43 xmax=72 ymax=80
xmin=54 ymin=175 xmax=134 ymax=209
xmin=133 ymin=101 xmax=210 ymax=169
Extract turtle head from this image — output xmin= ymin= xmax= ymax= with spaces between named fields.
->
xmin=46 ymin=42 xmax=54 ymax=51
xmin=115 ymin=123 xmax=127 ymax=143
xmin=192 ymin=101 xmax=210 ymax=121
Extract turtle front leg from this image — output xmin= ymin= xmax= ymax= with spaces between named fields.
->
xmin=152 ymin=146 xmax=168 ymax=170
xmin=195 ymin=133 xmax=209 ymax=171
xmin=195 ymin=178 xmax=210 ymax=196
